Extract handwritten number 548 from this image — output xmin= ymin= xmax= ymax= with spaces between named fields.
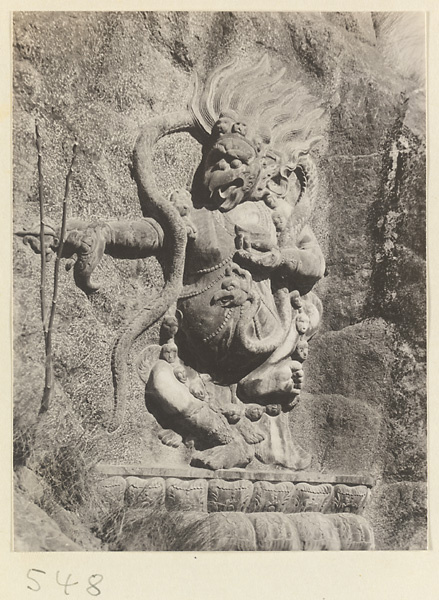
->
xmin=26 ymin=569 xmax=103 ymax=596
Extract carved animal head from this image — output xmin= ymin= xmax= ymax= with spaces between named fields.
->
xmin=190 ymin=55 xmax=324 ymax=212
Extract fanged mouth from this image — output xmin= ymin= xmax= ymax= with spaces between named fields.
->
xmin=215 ymin=178 xmax=245 ymax=211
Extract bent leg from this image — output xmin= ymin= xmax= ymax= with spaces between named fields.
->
xmin=146 ymin=360 xmax=234 ymax=447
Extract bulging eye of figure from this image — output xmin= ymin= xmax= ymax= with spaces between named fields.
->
xmin=230 ymin=159 xmax=242 ymax=169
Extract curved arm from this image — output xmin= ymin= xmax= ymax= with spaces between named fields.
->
xmin=18 ymin=217 xmax=165 ymax=295
xmin=63 ymin=218 xmax=165 ymax=294
xmin=61 ymin=218 xmax=164 ymax=259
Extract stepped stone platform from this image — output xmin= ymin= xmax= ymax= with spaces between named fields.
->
xmin=95 ymin=465 xmax=375 ymax=550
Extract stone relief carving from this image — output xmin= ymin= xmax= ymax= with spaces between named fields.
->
xmin=21 ymin=56 xmax=326 ymax=472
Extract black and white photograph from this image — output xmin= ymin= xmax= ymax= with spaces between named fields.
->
xmin=12 ymin=11 xmax=426 ymax=555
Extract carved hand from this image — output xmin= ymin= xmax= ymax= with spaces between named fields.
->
xmin=235 ymin=232 xmax=282 ymax=273
xmin=16 ymin=220 xmax=109 ymax=295
xmin=16 ymin=221 xmax=59 ymax=260
xmin=71 ymin=223 xmax=109 ymax=294
xmin=235 ymin=224 xmax=275 ymax=252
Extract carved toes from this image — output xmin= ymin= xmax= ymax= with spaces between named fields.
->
xmin=237 ymin=418 xmax=265 ymax=444
xmin=290 ymin=361 xmax=304 ymax=391
xmin=191 ymin=439 xmax=254 ymax=470
xmin=191 ymin=446 xmax=231 ymax=471
xmin=158 ymin=429 xmax=183 ymax=448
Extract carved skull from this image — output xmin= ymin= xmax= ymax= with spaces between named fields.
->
xmin=161 ymin=342 xmax=178 ymax=364
xmin=173 ymin=365 xmax=188 ymax=383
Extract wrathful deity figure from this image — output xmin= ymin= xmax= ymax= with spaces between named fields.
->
xmin=21 ymin=56 xmax=327 ymax=471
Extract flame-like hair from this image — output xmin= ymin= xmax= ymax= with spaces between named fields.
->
xmin=189 ymin=55 xmax=324 ymax=163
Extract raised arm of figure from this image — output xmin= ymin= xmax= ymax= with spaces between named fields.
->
xmin=17 ymin=217 xmax=164 ymax=294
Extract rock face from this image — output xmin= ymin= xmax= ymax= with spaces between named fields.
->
xmin=14 ymin=490 xmax=84 ymax=552
xmin=13 ymin=12 xmax=426 ymax=550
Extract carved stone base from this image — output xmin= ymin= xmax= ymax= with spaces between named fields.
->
xmin=96 ymin=465 xmax=375 ymax=550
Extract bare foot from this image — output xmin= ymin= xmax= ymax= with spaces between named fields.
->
xmin=158 ymin=429 xmax=183 ymax=448
xmin=190 ymin=439 xmax=254 ymax=470
xmin=290 ymin=360 xmax=304 ymax=391
xmin=238 ymin=359 xmax=303 ymax=403
xmin=236 ymin=417 xmax=265 ymax=444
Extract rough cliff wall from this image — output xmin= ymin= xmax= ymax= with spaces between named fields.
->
xmin=13 ymin=11 xmax=426 ymax=550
